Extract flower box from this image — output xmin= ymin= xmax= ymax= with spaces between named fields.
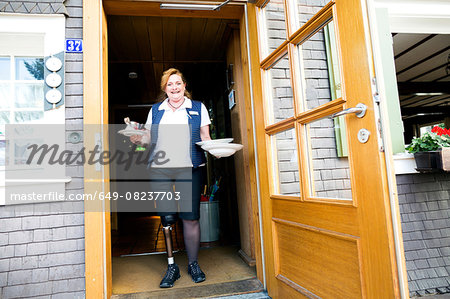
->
xmin=414 ymin=150 xmax=442 ymax=173
xmin=406 ymin=126 xmax=450 ymax=173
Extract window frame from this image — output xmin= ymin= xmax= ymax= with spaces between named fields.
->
xmin=258 ymin=1 xmax=353 ymax=201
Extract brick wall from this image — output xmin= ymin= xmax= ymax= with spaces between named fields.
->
xmin=397 ymin=173 xmax=450 ymax=297
xmin=264 ymin=0 xmax=286 ymax=54
xmin=0 ymin=203 xmax=85 ymax=298
xmin=0 ymin=0 xmax=85 ymax=298
xmin=0 ymin=1 xmax=67 ymax=14
xmin=296 ymin=0 xmax=327 ymax=27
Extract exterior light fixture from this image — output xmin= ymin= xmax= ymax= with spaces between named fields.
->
xmin=414 ymin=92 xmax=444 ymax=96
xmin=160 ymin=0 xmax=232 ymax=11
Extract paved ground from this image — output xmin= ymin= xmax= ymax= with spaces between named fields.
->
xmin=112 ymin=278 xmax=264 ymax=299
xmin=412 ymin=295 xmax=450 ymax=299
xmin=213 ymin=291 xmax=271 ymax=299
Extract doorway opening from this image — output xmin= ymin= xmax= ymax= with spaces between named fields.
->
xmin=106 ymin=15 xmax=259 ymax=296
xmin=391 ymin=32 xmax=450 ymax=298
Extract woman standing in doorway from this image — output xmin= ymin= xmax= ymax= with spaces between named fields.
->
xmin=131 ymin=68 xmax=211 ymax=288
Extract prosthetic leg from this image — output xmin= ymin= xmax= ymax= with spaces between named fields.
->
xmin=161 ymin=214 xmax=177 ymax=265
xmin=159 ymin=214 xmax=180 ymax=288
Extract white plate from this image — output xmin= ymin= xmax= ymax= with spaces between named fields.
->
xmin=208 ymin=148 xmax=236 ymax=158
xmin=202 ymin=143 xmax=243 ymax=151
xmin=118 ymin=129 xmax=145 ymax=137
xmin=196 ymin=138 xmax=233 ymax=146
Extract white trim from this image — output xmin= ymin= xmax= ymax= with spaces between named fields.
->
xmin=0 ymin=13 xmax=65 ymax=56
xmin=374 ymin=0 xmax=450 ymax=34
xmin=366 ymin=1 xmax=409 ymax=297
xmin=393 ymin=154 xmax=419 ymax=175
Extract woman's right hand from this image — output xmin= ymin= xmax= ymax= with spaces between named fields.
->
xmin=130 ymin=131 xmax=150 ymax=146
xmin=130 ymin=134 xmax=143 ymax=145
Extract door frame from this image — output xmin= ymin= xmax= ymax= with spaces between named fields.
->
xmin=83 ymin=1 xmax=264 ymax=297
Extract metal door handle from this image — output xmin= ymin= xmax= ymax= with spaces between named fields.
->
xmin=331 ymin=103 xmax=367 ymax=118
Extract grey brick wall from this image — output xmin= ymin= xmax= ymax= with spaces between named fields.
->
xmin=296 ymin=0 xmax=327 ymax=27
xmin=0 ymin=1 xmax=67 ymax=14
xmin=0 ymin=0 xmax=85 ymax=298
xmin=273 ymin=128 xmax=300 ymax=196
xmin=309 ymin=117 xmax=351 ymax=199
xmin=0 ymin=203 xmax=85 ymax=299
xmin=264 ymin=0 xmax=286 ymax=54
xmin=397 ymin=173 xmax=450 ymax=297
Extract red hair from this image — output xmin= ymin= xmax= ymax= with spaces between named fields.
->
xmin=159 ymin=68 xmax=191 ymax=100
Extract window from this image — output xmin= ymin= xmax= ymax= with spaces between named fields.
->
xmin=0 ymin=54 xmax=45 ymax=125
xmin=0 ymin=15 xmax=66 ymax=206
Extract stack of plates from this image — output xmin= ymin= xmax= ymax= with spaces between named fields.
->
xmin=118 ymin=128 xmax=145 ymax=136
xmin=196 ymin=138 xmax=243 ymax=158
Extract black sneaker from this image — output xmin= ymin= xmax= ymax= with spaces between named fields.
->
xmin=187 ymin=261 xmax=206 ymax=283
xmin=159 ymin=263 xmax=180 ymax=288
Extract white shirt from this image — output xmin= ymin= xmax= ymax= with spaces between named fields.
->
xmin=145 ymin=97 xmax=211 ymax=168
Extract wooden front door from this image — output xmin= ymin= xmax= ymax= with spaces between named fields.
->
xmin=251 ymin=0 xmax=401 ymax=297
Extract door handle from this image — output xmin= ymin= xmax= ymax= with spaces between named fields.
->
xmin=331 ymin=103 xmax=367 ymax=118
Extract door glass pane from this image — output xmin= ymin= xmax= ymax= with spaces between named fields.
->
xmin=266 ymin=54 xmax=294 ymax=125
xmin=293 ymin=0 xmax=328 ymax=30
xmin=0 ymin=83 xmax=11 ymax=109
xmin=15 ymin=57 xmax=44 ymax=80
xmin=296 ymin=21 xmax=342 ymax=110
xmin=305 ymin=117 xmax=352 ymax=200
xmin=262 ymin=0 xmax=287 ymax=57
xmin=14 ymin=83 xmax=44 ymax=108
xmin=270 ymin=128 xmax=300 ymax=196
xmin=0 ymin=57 xmax=10 ymax=80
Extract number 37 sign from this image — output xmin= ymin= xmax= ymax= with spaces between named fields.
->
xmin=65 ymin=39 xmax=83 ymax=53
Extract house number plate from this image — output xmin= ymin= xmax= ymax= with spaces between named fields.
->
xmin=66 ymin=39 xmax=83 ymax=53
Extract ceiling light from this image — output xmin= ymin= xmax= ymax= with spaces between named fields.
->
xmin=160 ymin=4 xmax=216 ymax=10
xmin=160 ymin=0 xmax=232 ymax=11
xmin=414 ymin=92 xmax=444 ymax=96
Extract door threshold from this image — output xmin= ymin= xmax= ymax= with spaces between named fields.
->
xmin=111 ymin=278 xmax=264 ymax=299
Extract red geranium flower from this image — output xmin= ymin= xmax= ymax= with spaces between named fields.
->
xmin=431 ymin=126 xmax=450 ymax=136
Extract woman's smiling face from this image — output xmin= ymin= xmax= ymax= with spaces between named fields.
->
xmin=165 ymin=74 xmax=186 ymax=102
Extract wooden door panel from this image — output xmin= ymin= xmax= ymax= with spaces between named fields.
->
xmin=272 ymin=199 xmax=358 ymax=236
xmin=273 ymin=219 xmax=362 ymax=298
xmin=277 ymin=278 xmax=312 ymax=299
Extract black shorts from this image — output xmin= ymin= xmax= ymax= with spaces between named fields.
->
xmin=150 ymin=166 xmax=205 ymax=220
